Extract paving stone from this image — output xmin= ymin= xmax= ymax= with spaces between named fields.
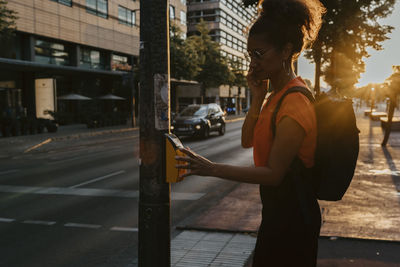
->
xmin=203 ymin=232 xmax=234 ymax=242
xmin=172 ymin=230 xmax=256 ymax=266
xmin=175 ymin=230 xmax=207 ymax=240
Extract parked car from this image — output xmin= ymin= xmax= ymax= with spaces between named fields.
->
xmin=171 ymin=103 xmax=226 ymax=138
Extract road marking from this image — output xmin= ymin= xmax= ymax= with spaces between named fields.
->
xmin=0 ymin=185 xmax=205 ymax=200
xmin=69 ymin=170 xmax=126 ymax=189
xmin=23 ymin=220 xmax=56 ymax=226
xmin=64 ymin=223 xmax=102 ymax=229
xmin=226 ymin=117 xmax=245 ymax=123
xmin=110 ymin=226 xmax=138 ymax=232
xmin=0 ymin=169 xmax=20 ymax=176
xmin=24 ymin=138 xmax=52 ymax=153
xmin=0 ymin=217 xmax=15 ymax=223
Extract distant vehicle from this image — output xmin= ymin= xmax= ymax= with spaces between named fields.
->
xmin=171 ymin=103 xmax=226 ymax=138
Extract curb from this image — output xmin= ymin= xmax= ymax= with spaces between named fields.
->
xmin=318 ymin=235 xmax=400 ymax=244
xmin=51 ymin=127 xmax=138 ymax=142
xmin=21 ymin=127 xmax=138 ymax=154
xmin=226 ymin=116 xmax=246 ymax=123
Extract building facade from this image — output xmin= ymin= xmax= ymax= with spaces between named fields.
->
xmin=186 ymin=0 xmax=256 ymax=112
xmin=0 ymin=0 xmax=186 ymax=130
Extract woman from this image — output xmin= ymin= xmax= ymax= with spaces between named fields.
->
xmin=176 ymin=0 xmax=326 ymax=266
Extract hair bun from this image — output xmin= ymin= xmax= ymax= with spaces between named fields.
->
xmin=260 ymin=0 xmax=290 ymax=18
xmin=250 ymin=0 xmax=325 ymax=60
xmin=259 ymin=0 xmax=325 ymax=47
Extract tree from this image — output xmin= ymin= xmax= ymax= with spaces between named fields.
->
xmin=227 ymin=58 xmax=247 ymax=113
xmin=323 ymin=51 xmax=359 ymax=95
xmin=354 ymin=82 xmax=386 ymax=105
xmin=0 ymin=0 xmax=17 ymax=39
xmin=382 ymin=66 xmax=400 ymax=146
xmin=190 ymin=20 xmax=234 ymax=103
xmin=0 ymin=0 xmax=17 ymax=58
xmin=303 ymin=78 xmax=313 ymax=90
xmin=305 ymin=0 xmax=395 ymax=95
xmin=169 ymin=21 xmax=201 ymax=80
xmin=228 ymin=58 xmax=247 ymax=88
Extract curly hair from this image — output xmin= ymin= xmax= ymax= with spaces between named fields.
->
xmin=249 ymin=0 xmax=326 ymax=61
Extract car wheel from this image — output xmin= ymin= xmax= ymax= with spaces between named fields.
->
xmin=202 ymin=126 xmax=210 ymax=139
xmin=219 ymin=123 xmax=225 ymax=136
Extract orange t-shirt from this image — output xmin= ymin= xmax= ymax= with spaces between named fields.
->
xmin=253 ymin=77 xmax=317 ymax=168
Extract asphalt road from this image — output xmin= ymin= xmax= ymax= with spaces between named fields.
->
xmin=0 ymin=119 xmax=252 ymax=267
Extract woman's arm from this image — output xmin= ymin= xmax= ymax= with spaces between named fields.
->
xmin=177 ymin=116 xmax=305 ymax=186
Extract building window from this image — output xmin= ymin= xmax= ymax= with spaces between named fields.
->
xmin=112 ymin=54 xmax=132 ymax=72
xmin=80 ymin=47 xmax=105 ymax=69
xmin=118 ymin=6 xmax=136 ymax=26
xmin=86 ymin=0 xmax=108 ymax=19
xmin=169 ymin=5 xmax=175 ymax=19
xmin=181 ymin=0 xmax=186 ymax=4
xmin=34 ymin=39 xmax=70 ymax=66
xmin=180 ymin=11 xmax=186 ymax=25
xmin=50 ymin=0 xmax=72 ymax=6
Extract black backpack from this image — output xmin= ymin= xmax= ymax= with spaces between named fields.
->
xmin=270 ymin=86 xmax=360 ymax=201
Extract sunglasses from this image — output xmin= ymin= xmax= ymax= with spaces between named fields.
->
xmin=245 ymin=47 xmax=275 ymax=61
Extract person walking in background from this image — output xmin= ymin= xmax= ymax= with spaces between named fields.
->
xmin=176 ymin=0 xmax=326 ymax=266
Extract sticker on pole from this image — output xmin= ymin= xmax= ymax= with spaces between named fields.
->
xmin=154 ymin=74 xmax=170 ymax=130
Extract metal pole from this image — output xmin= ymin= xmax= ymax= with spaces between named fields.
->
xmin=139 ymin=0 xmax=171 ymax=266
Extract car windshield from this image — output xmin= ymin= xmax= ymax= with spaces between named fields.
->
xmin=180 ymin=106 xmax=208 ymax=117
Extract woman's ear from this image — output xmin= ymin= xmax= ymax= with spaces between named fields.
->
xmin=282 ymin=43 xmax=293 ymax=61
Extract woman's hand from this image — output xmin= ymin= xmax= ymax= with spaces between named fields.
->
xmin=175 ymin=147 xmax=215 ymax=178
xmin=246 ymin=67 xmax=268 ymax=100
xmin=241 ymin=68 xmax=268 ymax=148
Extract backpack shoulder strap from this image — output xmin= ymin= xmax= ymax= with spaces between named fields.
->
xmin=271 ymin=86 xmax=315 ymax=137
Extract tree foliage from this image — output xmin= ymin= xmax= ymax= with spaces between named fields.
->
xmin=0 ymin=0 xmax=17 ymax=39
xmin=228 ymin=58 xmax=247 ymax=88
xmin=354 ymin=66 xmax=400 ymax=103
xmin=386 ymin=66 xmax=400 ymax=97
xmin=170 ymin=22 xmax=201 ymax=80
xmin=353 ymin=82 xmax=386 ymax=105
xmin=306 ymin=0 xmax=395 ymax=94
xmin=190 ymin=20 xmax=234 ymax=89
xmin=170 ymin=20 xmax=236 ymax=94
xmin=170 ymin=20 xmax=245 ymax=103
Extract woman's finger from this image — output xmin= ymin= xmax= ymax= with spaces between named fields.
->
xmin=175 ymin=156 xmax=191 ymax=162
xmin=179 ymin=147 xmax=194 ymax=157
xmin=175 ymin=164 xmax=191 ymax=169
